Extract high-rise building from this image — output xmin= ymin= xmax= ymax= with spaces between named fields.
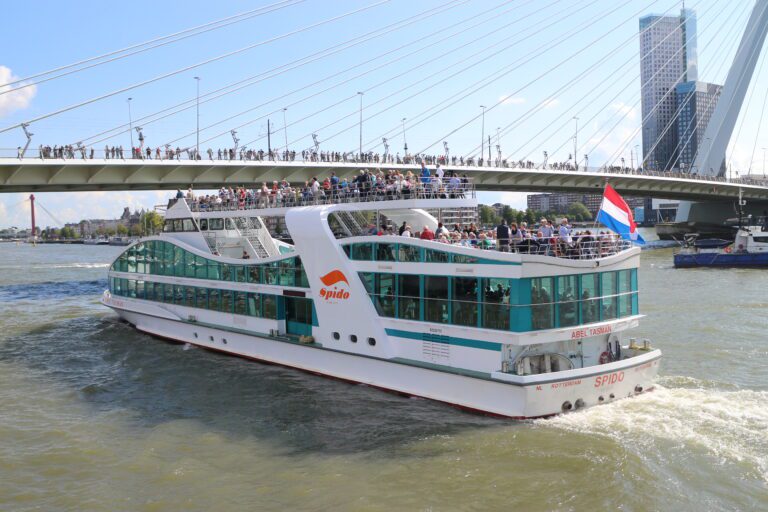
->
xmin=675 ymin=81 xmax=722 ymax=171
xmin=639 ymin=8 xmax=698 ymax=170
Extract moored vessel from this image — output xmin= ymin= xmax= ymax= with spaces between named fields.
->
xmin=102 ymin=175 xmax=660 ymax=418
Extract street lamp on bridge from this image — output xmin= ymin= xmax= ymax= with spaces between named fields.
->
xmin=401 ymin=117 xmax=407 ymax=155
xmin=480 ymin=105 xmax=486 ymax=163
xmin=357 ymin=92 xmax=364 ymax=157
xmin=127 ymin=97 xmax=134 ymax=151
xmin=283 ymin=108 xmax=289 ymax=152
xmin=194 ymin=77 xmax=201 ymax=160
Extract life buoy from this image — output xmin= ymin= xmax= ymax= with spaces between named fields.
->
xmin=724 ymin=246 xmax=732 ymax=254
xmin=599 ymin=351 xmax=611 ymax=364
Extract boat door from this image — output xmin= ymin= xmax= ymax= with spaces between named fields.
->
xmin=284 ymin=296 xmax=314 ymax=337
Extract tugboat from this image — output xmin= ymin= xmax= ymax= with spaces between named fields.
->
xmin=673 ymin=221 xmax=768 ymax=268
xmin=674 ymin=191 xmax=768 ymax=268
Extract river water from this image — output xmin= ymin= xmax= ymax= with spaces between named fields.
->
xmin=0 ymin=241 xmax=766 ymax=511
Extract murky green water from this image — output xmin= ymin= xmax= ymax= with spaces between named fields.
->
xmin=0 ymin=242 xmax=766 ymax=511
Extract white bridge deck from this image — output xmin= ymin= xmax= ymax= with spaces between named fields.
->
xmin=2 ymin=158 xmax=768 ymax=201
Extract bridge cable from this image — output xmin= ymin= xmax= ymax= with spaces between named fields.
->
xmin=160 ymin=0 xmax=529 ymax=148
xmin=77 ymin=0 xmax=473 ymax=147
xmin=0 ymin=0 xmax=304 ymax=94
xmin=462 ymin=0 xmax=693 ymax=162
xmin=225 ymin=0 xmax=574 ymax=150
xmin=288 ymin=0 xmax=610 ymax=154
xmin=409 ymin=0 xmax=654 ymax=157
xmin=0 ymin=0 xmax=389 ymax=135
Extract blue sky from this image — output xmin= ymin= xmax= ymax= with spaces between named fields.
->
xmin=0 ymin=0 xmax=765 ymax=228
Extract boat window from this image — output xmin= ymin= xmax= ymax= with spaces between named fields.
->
xmin=199 ymin=219 xmax=208 ymax=231
xmin=482 ymin=278 xmax=510 ymax=330
xmin=182 ymin=218 xmax=196 ymax=232
xmin=753 ymin=237 xmax=768 ymax=243
xmin=247 ymin=293 xmax=261 ymax=316
xmin=225 ymin=218 xmax=236 ymax=230
xmin=580 ymin=273 xmax=600 ymax=324
xmin=173 ymin=219 xmax=183 ymax=232
xmin=601 ymin=272 xmax=617 ymax=320
xmin=375 ymin=243 xmax=396 ymax=262
xmin=424 ymin=276 xmax=449 ymax=324
xmin=617 ymin=270 xmax=632 ymax=318
xmin=556 ymin=275 xmax=579 ymax=328
xmin=424 ymin=248 xmax=450 ymax=263
xmin=398 ymin=274 xmax=421 ymax=320
xmin=452 ymin=277 xmax=478 ymax=327
xmin=398 ymin=244 xmax=421 ymax=262
xmin=531 ymin=277 xmax=554 ymax=330
xmin=209 ymin=218 xmax=224 ymax=230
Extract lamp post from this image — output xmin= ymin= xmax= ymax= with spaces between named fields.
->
xmin=194 ymin=76 xmax=201 ymax=159
xmin=480 ymin=105 xmax=486 ymax=162
xmin=127 ymin=97 xmax=134 ymax=152
xmin=282 ymin=108 xmax=288 ymax=152
xmin=635 ymin=144 xmax=640 ymax=171
xmin=357 ymin=92 xmax=364 ymax=158
xmin=402 ymin=117 xmax=408 ymax=155
xmin=762 ymin=147 xmax=767 ymax=178
xmin=573 ymin=116 xmax=579 ymax=170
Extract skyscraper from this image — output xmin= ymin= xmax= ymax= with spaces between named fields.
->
xmin=639 ymin=8 xmax=698 ymax=170
xmin=675 ymin=81 xmax=722 ymax=171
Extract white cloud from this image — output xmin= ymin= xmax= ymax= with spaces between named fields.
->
xmin=542 ymin=98 xmax=560 ymax=110
xmin=0 ymin=65 xmax=36 ymax=118
xmin=499 ymin=95 xmax=526 ymax=106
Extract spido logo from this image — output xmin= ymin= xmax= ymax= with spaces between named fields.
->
xmin=319 ymin=270 xmax=350 ymax=302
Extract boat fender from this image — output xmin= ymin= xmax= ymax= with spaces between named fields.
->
xmin=599 ymin=351 xmax=611 ymax=364
xmin=724 ymin=246 xmax=732 ymax=253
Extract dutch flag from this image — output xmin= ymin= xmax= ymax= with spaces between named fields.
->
xmin=597 ymin=184 xmax=645 ymax=244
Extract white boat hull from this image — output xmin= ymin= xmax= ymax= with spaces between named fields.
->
xmin=104 ymin=296 xmax=661 ymax=419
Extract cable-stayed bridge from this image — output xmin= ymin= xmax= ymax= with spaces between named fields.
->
xmin=2 ymin=157 xmax=768 ymax=202
xmin=1 ymin=0 xmax=767 ymax=219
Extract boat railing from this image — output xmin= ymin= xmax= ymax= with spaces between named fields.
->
xmin=345 ymin=236 xmax=634 ymax=261
xmin=183 ymin=182 xmax=475 ymax=212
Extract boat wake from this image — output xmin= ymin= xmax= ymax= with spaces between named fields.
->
xmin=539 ymin=376 xmax=768 ymax=481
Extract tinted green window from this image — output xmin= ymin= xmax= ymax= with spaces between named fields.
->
xmin=452 ymin=277 xmax=478 ymax=327
xmin=221 ymin=290 xmax=233 ymax=313
xmin=358 ymin=272 xmax=375 ymax=293
xmin=185 ymin=287 xmax=195 ymax=307
xmin=208 ymin=289 xmax=221 ymax=311
xmin=482 ymin=278 xmax=510 ymax=330
xmin=295 ymin=257 xmax=309 ymax=288
xmin=173 ymin=246 xmax=184 ymax=277
xmin=531 ymin=277 xmax=554 ymax=329
xmin=127 ymin=280 xmax=136 ymax=298
xmin=278 ymin=258 xmax=294 ymax=286
xmin=375 ymin=243 xmax=396 ymax=262
xmin=195 ymin=255 xmax=208 ymax=279
xmin=264 ymin=262 xmax=279 ymax=284
xmin=424 ymin=276 xmax=449 ymax=324
xmin=196 ymin=288 xmax=208 ymax=309
xmin=221 ymin=264 xmax=232 ymax=282
xmin=424 ymin=249 xmax=449 ymax=263
xmin=557 ymin=275 xmax=579 ymax=327
xmin=235 ymin=292 xmax=247 ymax=315
xmin=247 ymin=293 xmax=261 ymax=316
xmin=617 ymin=270 xmax=632 ymax=318
xmin=601 ymin=272 xmax=617 ymax=320
xmin=453 ymin=253 xmax=479 ymax=264
xmin=173 ymin=285 xmax=184 ymax=305
xmin=262 ymin=295 xmax=277 ymax=319
xmin=351 ymin=243 xmax=373 ymax=261
xmin=398 ymin=244 xmax=421 ymax=262
xmin=234 ymin=266 xmax=247 ymax=283
xmin=376 ymin=273 xmax=396 ymax=317
xmin=580 ymin=273 xmax=600 ymax=324
xmin=249 ymin=265 xmax=262 ymax=284
xmin=397 ymin=274 xmax=420 ymax=320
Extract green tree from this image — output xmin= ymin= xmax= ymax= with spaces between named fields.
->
xmin=116 ymin=224 xmax=129 ymax=235
xmin=478 ymin=205 xmax=498 ymax=226
xmin=567 ymin=202 xmax=593 ymax=222
xmin=140 ymin=211 xmax=164 ymax=235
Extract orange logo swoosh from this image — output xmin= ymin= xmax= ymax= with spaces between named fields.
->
xmin=320 ymin=269 xmax=348 ymax=286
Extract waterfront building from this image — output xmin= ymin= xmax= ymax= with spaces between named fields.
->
xmin=639 ymin=8 xmax=698 ymax=170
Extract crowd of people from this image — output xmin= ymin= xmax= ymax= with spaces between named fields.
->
xmin=178 ymin=165 xmax=472 ymax=210
xmin=383 ymin=218 xmax=625 ymax=259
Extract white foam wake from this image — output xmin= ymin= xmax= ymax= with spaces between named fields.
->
xmin=540 ymin=377 xmax=768 ymax=481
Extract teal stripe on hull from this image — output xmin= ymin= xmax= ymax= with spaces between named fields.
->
xmin=385 ymin=328 xmax=502 ymax=351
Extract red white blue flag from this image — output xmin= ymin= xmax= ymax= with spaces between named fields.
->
xmin=597 ymin=184 xmax=645 ymax=244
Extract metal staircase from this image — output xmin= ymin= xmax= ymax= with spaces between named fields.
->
xmin=233 ymin=216 xmax=280 ymax=258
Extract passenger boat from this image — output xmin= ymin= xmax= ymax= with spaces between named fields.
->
xmin=674 ymin=221 xmax=768 ymax=268
xmin=102 ymin=179 xmax=660 ymax=418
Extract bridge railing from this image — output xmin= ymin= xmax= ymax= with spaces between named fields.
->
xmin=4 ymin=146 xmax=768 ymax=187
xmin=183 ymin=181 xmax=476 ymax=212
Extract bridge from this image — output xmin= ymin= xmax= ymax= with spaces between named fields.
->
xmin=2 ymin=157 xmax=768 ymax=202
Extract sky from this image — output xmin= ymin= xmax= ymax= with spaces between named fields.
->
xmin=0 ymin=0 xmax=766 ymax=229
